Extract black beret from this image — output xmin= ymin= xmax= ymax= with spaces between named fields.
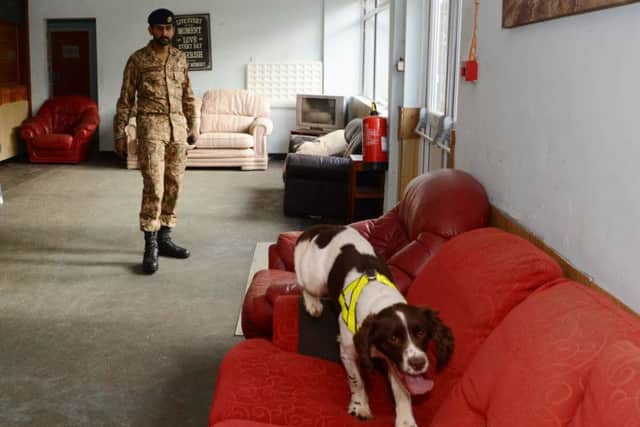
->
xmin=147 ymin=8 xmax=175 ymax=26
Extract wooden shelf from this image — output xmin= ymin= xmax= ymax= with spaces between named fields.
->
xmin=348 ymin=154 xmax=385 ymax=221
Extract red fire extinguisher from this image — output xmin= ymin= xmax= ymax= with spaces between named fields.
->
xmin=362 ymin=102 xmax=388 ymax=171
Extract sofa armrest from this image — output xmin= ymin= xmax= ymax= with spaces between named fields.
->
xmin=74 ymin=122 xmax=98 ymax=140
xmin=271 ymin=295 xmax=300 ymax=353
xmin=20 ymin=118 xmax=46 ymax=141
xmin=73 ymin=109 xmax=100 ymax=141
xmin=268 ymin=231 xmax=301 ymax=271
xmin=249 ymin=117 xmax=273 ymax=136
xmin=283 ymin=153 xmax=351 ymax=181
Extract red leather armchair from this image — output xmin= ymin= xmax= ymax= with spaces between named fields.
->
xmin=20 ymin=95 xmax=99 ymax=164
xmin=241 ymin=169 xmax=491 ymax=338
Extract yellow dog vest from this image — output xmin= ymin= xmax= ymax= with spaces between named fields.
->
xmin=338 ymin=272 xmax=397 ymax=333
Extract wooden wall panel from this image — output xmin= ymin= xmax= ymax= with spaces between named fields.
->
xmin=398 ymin=107 xmax=421 ymax=198
xmin=0 ymin=23 xmax=20 ymax=86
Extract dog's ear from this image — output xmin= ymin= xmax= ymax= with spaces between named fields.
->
xmin=353 ymin=314 xmax=377 ymax=372
xmin=422 ymin=308 xmax=454 ymax=371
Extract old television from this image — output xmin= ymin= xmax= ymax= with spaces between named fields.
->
xmin=296 ymin=94 xmax=345 ymax=132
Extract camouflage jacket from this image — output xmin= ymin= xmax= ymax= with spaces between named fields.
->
xmin=114 ymin=41 xmax=196 ymax=142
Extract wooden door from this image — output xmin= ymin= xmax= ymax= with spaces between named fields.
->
xmin=0 ymin=23 xmax=20 ymax=86
xmin=49 ymin=30 xmax=90 ymax=97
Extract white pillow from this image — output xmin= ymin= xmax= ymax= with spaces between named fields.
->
xmin=295 ymin=130 xmax=346 ymax=156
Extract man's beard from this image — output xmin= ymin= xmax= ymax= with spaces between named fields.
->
xmin=154 ymin=36 xmax=171 ymax=46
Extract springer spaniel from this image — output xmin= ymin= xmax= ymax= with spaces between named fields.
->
xmin=295 ymin=224 xmax=454 ymax=427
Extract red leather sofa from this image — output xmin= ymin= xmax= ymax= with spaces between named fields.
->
xmin=20 ymin=95 xmax=99 ymax=164
xmin=242 ymin=169 xmax=491 ymax=338
xmin=211 ymin=226 xmax=640 ymax=426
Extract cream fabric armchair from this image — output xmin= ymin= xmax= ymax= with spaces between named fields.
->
xmin=126 ymin=90 xmax=273 ymax=170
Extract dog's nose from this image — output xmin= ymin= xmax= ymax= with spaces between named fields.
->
xmin=408 ymin=356 xmax=426 ymax=371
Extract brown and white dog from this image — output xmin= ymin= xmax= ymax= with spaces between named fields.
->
xmin=295 ymin=225 xmax=454 ymax=427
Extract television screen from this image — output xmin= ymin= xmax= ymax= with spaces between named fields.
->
xmin=300 ymin=98 xmax=336 ymax=125
xmin=296 ymin=95 xmax=344 ymax=131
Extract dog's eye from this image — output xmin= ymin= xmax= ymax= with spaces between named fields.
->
xmin=388 ymin=335 xmax=400 ymax=345
xmin=415 ymin=329 xmax=426 ymax=338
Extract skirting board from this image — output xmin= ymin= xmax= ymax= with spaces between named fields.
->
xmin=235 ymin=242 xmax=272 ymax=336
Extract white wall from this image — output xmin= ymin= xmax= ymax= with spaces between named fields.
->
xmin=456 ymin=2 xmax=640 ymax=311
xmin=30 ymin=0 xmax=324 ymax=153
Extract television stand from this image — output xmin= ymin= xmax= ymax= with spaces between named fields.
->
xmin=290 ymin=128 xmax=331 ymax=137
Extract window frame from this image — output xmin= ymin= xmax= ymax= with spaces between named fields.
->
xmin=424 ymin=0 xmax=462 ymax=119
xmin=421 ymin=0 xmax=462 ymax=170
xmin=361 ymin=0 xmax=390 ymax=105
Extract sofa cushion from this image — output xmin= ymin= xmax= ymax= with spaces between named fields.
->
xmin=197 ymin=132 xmax=254 ymax=149
xmin=187 ymin=148 xmax=255 ymax=159
xmin=209 ymin=339 xmax=400 ymax=427
xmin=31 ymin=133 xmax=74 ymax=150
xmin=343 ymin=118 xmax=362 ymax=157
xmin=200 ymin=89 xmax=269 ymax=133
xmin=200 ymin=114 xmax=256 ymax=134
xmin=571 ymin=340 xmax=640 ymax=427
xmin=430 ymin=281 xmax=640 ymax=427
xmin=407 ymin=227 xmax=564 ymax=423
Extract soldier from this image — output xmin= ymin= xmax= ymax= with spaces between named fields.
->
xmin=114 ymin=8 xmax=198 ymax=274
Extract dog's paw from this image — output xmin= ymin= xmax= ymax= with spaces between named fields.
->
xmin=348 ymin=398 xmax=372 ymax=420
xmin=395 ymin=415 xmax=417 ymax=427
xmin=303 ymin=296 xmax=324 ymax=318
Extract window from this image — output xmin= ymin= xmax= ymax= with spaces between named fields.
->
xmin=362 ymin=0 xmax=390 ymax=104
xmin=421 ymin=0 xmax=461 ymax=171
xmin=425 ymin=0 xmax=461 ymax=117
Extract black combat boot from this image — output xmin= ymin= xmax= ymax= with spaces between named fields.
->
xmin=157 ymin=226 xmax=191 ymax=258
xmin=143 ymin=231 xmax=159 ymax=274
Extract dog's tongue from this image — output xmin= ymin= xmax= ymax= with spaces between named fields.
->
xmin=403 ymin=374 xmax=434 ymax=395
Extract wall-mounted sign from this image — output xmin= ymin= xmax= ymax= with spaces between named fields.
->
xmin=62 ymin=45 xmax=80 ymax=58
xmin=173 ymin=13 xmax=212 ymax=71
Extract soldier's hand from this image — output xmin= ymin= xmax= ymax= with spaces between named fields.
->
xmin=114 ymin=138 xmax=127 ymax=159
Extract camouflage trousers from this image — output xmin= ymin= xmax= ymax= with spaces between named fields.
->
xmin=138 ymin=138 xmax=188 ymax=232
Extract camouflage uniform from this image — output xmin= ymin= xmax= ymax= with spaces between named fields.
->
xmin=114 ymin=42 xmax=195 ymax=232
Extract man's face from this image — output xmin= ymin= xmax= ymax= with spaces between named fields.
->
xmin=148 ymin=24 xmax=174 ymax=46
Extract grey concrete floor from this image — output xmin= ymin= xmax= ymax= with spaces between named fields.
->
xmin=0 ymin=156 xmax=317 ymax=427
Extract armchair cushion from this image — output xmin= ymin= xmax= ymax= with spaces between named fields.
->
xmin=200 ymin=89 xmax=269 ymax=133
xmin=196 ymin=132 xmax=254 ymax=149
xmin=31 ymin=134 xmax=73 ymax=150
